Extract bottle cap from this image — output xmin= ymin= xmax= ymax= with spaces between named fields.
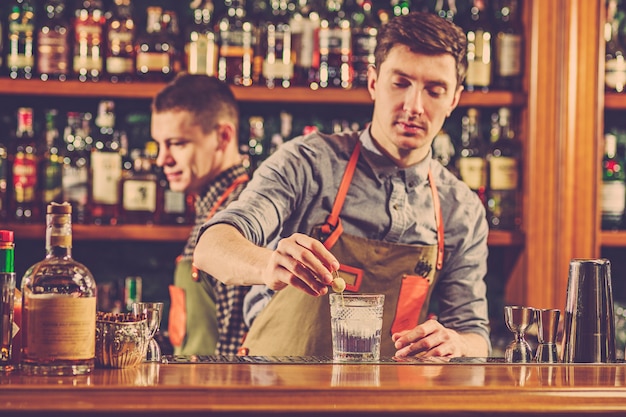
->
xmin=47 ymin=202 xmax=72 ymax=215
xmin=0 ymin=230 xmax=14 ymax=242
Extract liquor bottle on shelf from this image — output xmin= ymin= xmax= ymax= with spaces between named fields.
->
xmin=184 ymin=0 xmax=218 ymax=76
xmin=492 ymin=0 xmax=523 ymax=91
xmin=289 ymin=0 xmax=320 ymax=87
xmin=11 ymin=107 xmax=39 ymax=223
xmin=391 ymin=0 xmax=411 ymax=17
xmin=217 ymin=0 xmax=256 ymax=86
xmin=37 ymin=0 xmax=70 ymax=82
xmin=601 ymin=132 xmax=626 ymax=230
xmin=432 ymin=128 xmax=459 ymax=178
xmin=605 ymin=0 xmax=626 ymax=93
xmin=105 ymin=0 xmax=135 ymax=83
xmin=135 ymin=6 xmax=176 ymax=82
xmin=486 ymin=107 xmax=521 ymax=229
xmin=89 ymin=100 xmax=122 ymax=226
xmin=350 ymin=0 xmax=378 ymax=88
xmin=247 ymin=116 xmax=268 ymax=172
xmin=20 ymin=202 xmax=97 ymax=376
xmin=61 ymin=111 xmax=90 ymax=224
xmin=7 ymin=0 xmax=36 ymax=80
xmin=316 ymin=0 xmax=352 ymax=89
xmin=463 ymin=0 xmax=493 ymax=92
xmin=38 ymin=109 xmax=63 ymax=209
xmin=261 ymin=0 xmax=294 ymax=88
xmin=0 ymin=137 xmax=8 ymax=222
xmin=457 ymin=107 xmax=487 ymax=204
xmin=119 ymin=145 xmax=160 ymax=224
xmin=72 ymin=0 xmax=105 ymax=82
xmin=162 ymin=10 xmax=183 ymax=77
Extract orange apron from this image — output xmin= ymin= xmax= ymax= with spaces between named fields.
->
xmin=168 ymin=174 xmax=249 ymax=355
xmin=241 ymin=142 xmax=444 ymax=356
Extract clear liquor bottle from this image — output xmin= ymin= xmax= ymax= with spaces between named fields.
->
xmin=605 ymin=0 xmax=626 ymax=93
xmin=89 ymin=100 xmax=122 ymax=225
xmin=135 ymin=6 xmax=175 ymax=82
xmin=289 ymin=0 xmax=321 ymax=87
xmin=72 ymin=0 xmax=105 ymax=82
xmin=119 ymin=144 xmax=160 ymax=224
xmin=350 ymin=0 xmax=377 ymax=88
xmin=601 ymin=132 xmax=626 ymax=230
xmin=7 ymin=0 xmax=36 ymax=80
xmin=20 ymin=202 xmax=97 ymax=376
xmin=0 ymin=230 xmax=16 ymax=372
xmin=11 ymin=107 xmax=39 ymax=223
xmin=105 ymin=0 xmax=135 ymax=83
xmin=185 ymin=0 xmax=218 ymax=76
xmin=316 ymin=0 xmax=352 ymax=89
xmin=260 ymin=0 xmax=294 ymax=88
xmin=61 ymin=111 xmax=90 ymax=224
xmin=217 ymin=0 xmax=256 ymax=86
xmin=433 ymin=0 xmax=458 ymax=23
xmin=492 ymin=0 xmax=523 ymax=91
xmin=457 ymin=107 xmax=487 ymax=204
xmin=0 ymin=137 xmax=8 ymax=222
xmin=463 ymin=0 xmax=493 ymax=92
xmin=38 ymin=109 xmax=64 ymax=209
xmin=486 ymin=107 xmax=522 ymax=229
xmin=37 ymin=0 xmax=70 ymax=82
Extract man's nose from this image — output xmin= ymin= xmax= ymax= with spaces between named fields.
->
xmin=403 ymin=88 xmax=425 ymax=116
xmin=155 ymin=149 xmax=172 ymax=167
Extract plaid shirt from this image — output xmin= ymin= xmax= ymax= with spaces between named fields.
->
xmin=181 ymin=164 xmax=250 ymax=356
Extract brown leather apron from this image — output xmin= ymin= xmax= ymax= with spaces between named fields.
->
xmin=168 ymin=174 xmax=249 ymax=355
xmin=241 ymin=142 xmax=444 ymax=357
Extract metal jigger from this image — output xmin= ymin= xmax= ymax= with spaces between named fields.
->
xmin=562 ymin=258 xmax=616 ymax=363
xmin=534 ymin=308 xmax=561 ymax=363
xmin=504 ymin=305 xmax=535 ymax=363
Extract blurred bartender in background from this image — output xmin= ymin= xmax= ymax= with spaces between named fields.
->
xmin=151 ymin=74 xmax=250 ymax=356
xmin=193 ymin=12 xmax=490 ymax=358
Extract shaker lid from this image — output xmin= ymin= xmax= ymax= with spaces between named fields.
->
xmin=47 ymin=202 xmax=72 ymax=214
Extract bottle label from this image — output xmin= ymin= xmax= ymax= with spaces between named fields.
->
xmin=62 ymin=165 xmax=89 ymax=206
xmin=25 ymin=295 xmax=96 ymax=360
xmin=37 ymin=31 xmax=70 ymax=74
xmin=602 ymin=181 xmax=626 ymax=215
xmin=185 ymin=36 xmax=218 ymax=75
xmin=136 ymin=52 xmax=170 ymax=72
xmin=41 ymin=160 xmax=63 ymax=204
xmin=106 ymin=57 xmax=134 ymax=74
xmin=496 ymin=33 xmax=522 ymax=77
xmin=458 ymin=157 xmax=486 ymax=190
xmin=605 ymin=57 xmax=626 ymax=91
xmin=163 ymin=189 xmax=186 ymax=215
xmin=123 ymin=180 xmax=157 ymax=212
xmin=91 ymin=152 xmax=122 ymax=204
xmin=489 ymin=157 xmax=519 ymax=190
xmin=12 ymin=153 xmax=37 ymax=203
xmin=73 ymin=21 xmax=103 ymax=72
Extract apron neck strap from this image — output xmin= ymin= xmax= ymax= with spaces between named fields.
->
xmin=206 ymin=174 xmax=250 ymax=220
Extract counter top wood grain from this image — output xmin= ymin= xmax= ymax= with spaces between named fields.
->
xmin=2 ymin=361 xmax=626 ymax=416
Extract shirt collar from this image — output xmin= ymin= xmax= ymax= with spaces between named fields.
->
xmin=195 ymin=164 xmax=248 ymax=217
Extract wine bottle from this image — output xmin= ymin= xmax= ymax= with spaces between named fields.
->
xmin=601 ymin=132 xmax=626 ymax=230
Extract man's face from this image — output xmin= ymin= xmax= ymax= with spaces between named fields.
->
xmin=367 ymin=45 xmax=462 ymax=166
xmin=151 ymin=110 xmax=221 ymax=194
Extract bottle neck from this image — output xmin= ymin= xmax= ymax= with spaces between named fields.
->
xmin=46 ymin=213 xmax=73 ymax=258
xmin=0 ymin=242 xmax=15 ymax=274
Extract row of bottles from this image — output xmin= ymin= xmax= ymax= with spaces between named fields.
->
xmin=0 ymin=103 xmax=194 ymax=225
xmin=601 ymin=129 xmax=626 ymax=230
xmin=605 ymin=0 xmax=626 ymax=92
xmin=0 ymin=101 xmax=369 ymax=225
xmin=434 ymin=106 xmax=522 ymax=230
xmin=1 ymin=202 xmax=98 ymax=375
xmin=0 ymin=0 xmax=524 ymax=91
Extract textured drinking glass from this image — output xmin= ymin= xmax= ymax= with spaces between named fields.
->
xmin=329 ymin=294 xmax=384 ymax=362
xmin=132 ymin=302 xmax=163 ymax=362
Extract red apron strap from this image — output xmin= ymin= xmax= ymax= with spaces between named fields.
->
xmin=428 ymin=169 xmax=444 ymax=271
xmin=320 ymin=141 xmax=362 ymax=249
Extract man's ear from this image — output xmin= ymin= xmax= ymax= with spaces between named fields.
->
xmin=366 ymin=65 xmax=377 ymax=101
xmin=447 ymin=85 xmax=464 ymax=117
xmin=215 ymin=122 xmax=237 ymax=150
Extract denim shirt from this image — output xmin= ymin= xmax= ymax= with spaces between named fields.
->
xmin=199 ymin=128 xmax=491 ymax=345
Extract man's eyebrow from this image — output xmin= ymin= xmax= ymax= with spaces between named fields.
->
xmin=390 ymin=69 xmax=450 ymax=88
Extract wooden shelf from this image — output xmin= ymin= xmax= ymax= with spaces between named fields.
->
xmin=0 ymin=78 xmax=526 ymax=107
xmin=5 ymin=222 xmax=522 ymax=246
xmin=600 ymin=231 xmax=626 ymax=247
xmin=604 ymin=92 xmax=626 ymax=109
xmin=8 ymin=223 xmax=192 ymax=242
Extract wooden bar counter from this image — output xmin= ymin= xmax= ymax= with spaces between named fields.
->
xmin=2 ymin=357 xmax=626 ymax=416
